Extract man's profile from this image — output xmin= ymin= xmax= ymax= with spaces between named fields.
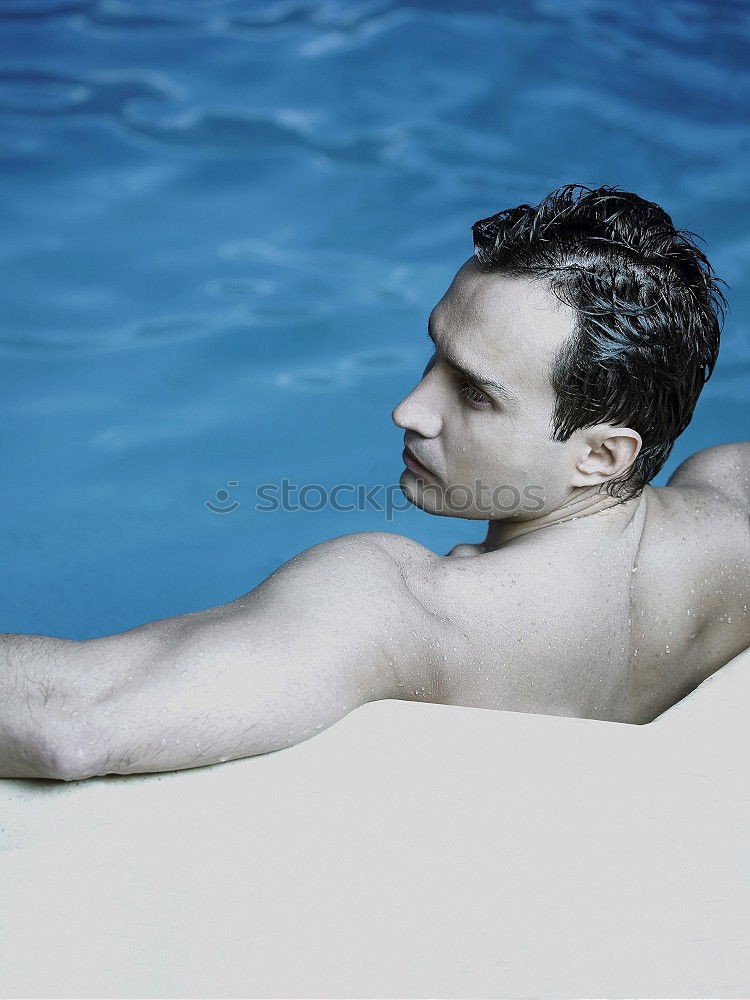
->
xmin=2 ymin=182 xmax=748 ymax=782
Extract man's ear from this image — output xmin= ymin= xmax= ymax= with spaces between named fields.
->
xmin=571 ymin=425 xmax=643 ymax=488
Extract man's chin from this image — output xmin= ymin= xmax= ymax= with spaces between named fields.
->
xmin=398 ymin=471 xmax=472 ymax=519
xmin=399 ymin=469 xmax=438 ymax=512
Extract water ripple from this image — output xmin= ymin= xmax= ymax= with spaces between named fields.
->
xmin=122 ymin=104 xmax=318 ymax=154
xmin=90 ymin=403 xmax=225 ymax=450
xmin=0 ymin=313 xmax=215 ymax=357
xmin=204 ymin=277 xmax=278 ymax=300
xmin=297 ymin=7 xmax=411 ymax=58
xmin=0 ymin=67 xmax=184 ymax=118
xmin=273 ymin=346 xmax=419 ymax=393
xmin=0 ymin=297 xmax=345 ymax=356
xmin=0 ymin=76 xmax=90 ymax=112
xmin=0 ymin=0 xmax=85 ymax=17
xmin=338 ymin=347 xmax=417 ymax=374
xmin=273 ymin=367 xmax=353 ymax=392
xmin=214 ymin=241 xmax=422 ymax=306
xmin=68 ymin=0 xmax=402 ymax=40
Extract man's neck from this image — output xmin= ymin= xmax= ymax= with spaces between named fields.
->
xmin=482 ymin=487 xmax=647 ymax=550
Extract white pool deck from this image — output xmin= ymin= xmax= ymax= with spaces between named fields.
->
xmin=1 ymin=648 xmax=748 ymax=999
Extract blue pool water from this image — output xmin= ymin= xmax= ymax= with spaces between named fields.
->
xmin=1 ymin=0 xmax=749 ymax=638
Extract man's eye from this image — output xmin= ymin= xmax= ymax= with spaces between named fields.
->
xmin=458 ymin=380 xmax=489 ymax=406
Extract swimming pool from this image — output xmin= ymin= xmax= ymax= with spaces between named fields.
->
xmin=1 ymin=0 xmax=748 ymax=638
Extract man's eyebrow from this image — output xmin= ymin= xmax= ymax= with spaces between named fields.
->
xmin=427 ymin=317 xmax=519 ymax=406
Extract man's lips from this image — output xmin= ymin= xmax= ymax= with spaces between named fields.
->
xmin=402 ymin=445 xmax=432 ymax=476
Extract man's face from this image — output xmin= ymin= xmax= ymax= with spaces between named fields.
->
xmin=392 ymin=258 xmax=581 ymax=520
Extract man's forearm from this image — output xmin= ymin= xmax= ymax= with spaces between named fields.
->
xmin=0 ymin=632 xmax=84 ymax=780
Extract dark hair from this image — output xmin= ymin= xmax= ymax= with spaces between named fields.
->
xmin=471 ymin=183 xmax=728 ymax=500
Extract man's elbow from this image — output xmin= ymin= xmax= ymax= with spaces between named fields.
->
xmin=0 ymin=633 xmax=104 ymax=782
xmin=45 ymin=742 xmax=99 ymax=782
xmin=2 ymin=712 xmax=101 ymax=782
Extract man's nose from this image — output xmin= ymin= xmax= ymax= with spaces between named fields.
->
xmin=391 ymin=379 xmax=442 ymax=438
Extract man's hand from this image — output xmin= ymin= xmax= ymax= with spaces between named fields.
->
xmin=2 ymin=532 xmax=440 ymax=781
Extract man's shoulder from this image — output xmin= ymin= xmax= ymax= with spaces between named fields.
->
xmin=274 ymin=530 xmax=435 ymax=567
xmin=343 ymin=531 xmax=439 ymax=564
xmin=666 ymin=441 xmax=750 ymax=512
xmin=280 ymin=531 xmax=440 ymax=611
xmin=323 ymin=531 xmax=441 ymax=601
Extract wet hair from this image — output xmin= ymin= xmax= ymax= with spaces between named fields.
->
xmin=471 ymin=183 xmax=728 ymax=500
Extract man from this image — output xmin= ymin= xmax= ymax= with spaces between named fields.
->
xmin=2 ymin=183 xmax=748 ymax=782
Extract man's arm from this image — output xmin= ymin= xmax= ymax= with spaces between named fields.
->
xmin=0 ymin=633 xmax=88 ymax=779
xmin=1 ymin=532 xmax=440 ymax=782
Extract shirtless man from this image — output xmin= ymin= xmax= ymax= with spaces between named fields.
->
xmin=2 ymin=183 xmax=748 ymax=782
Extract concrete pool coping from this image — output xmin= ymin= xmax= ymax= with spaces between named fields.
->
xmin=1 ymin=646 xmax=748 ymax=998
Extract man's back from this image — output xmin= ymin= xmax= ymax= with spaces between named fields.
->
xmin=380 ymin=443 xmax=750 ymax=725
